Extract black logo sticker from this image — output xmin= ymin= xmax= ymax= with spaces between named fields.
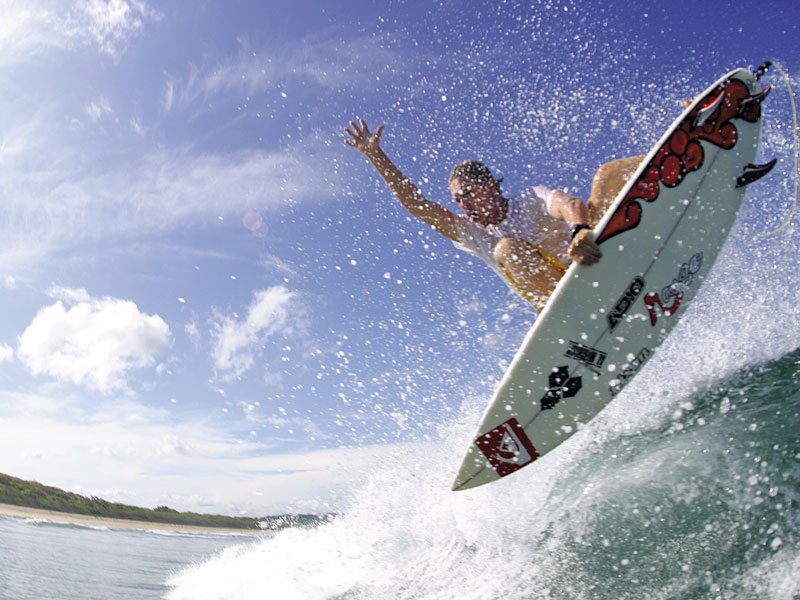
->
xmin=609 ymin=347 xmax=652 ymax=396
xmin=565 ymin=341 xmax=607 ymax=370
xmin=540 ymin=366 xmax=582 ymax=411
xmin=608 ymin=276 xmax=645 ymax=331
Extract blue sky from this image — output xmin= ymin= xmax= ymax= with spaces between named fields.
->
xmin=0 ymin=0 xmax=798 ymax=515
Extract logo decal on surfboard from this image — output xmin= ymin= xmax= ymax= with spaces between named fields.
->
xmin=565 ymin=341 xmax=607 ymax=370
xmin=645 ymin=252 xmax=703 ymax=326
xmin=608 ymin=276 xmax=646 ymax=331
xmin=539 ymin=366 xmax=582 ymax=410
xmin=596 ymin=80 xmax=768 ymax=245
xmin=475 ymin=418 xmax=539 ymax=477
xmin=609 ymin=347 xmax=652 ymax=396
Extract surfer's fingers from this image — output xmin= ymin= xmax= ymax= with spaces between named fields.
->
xmin=359 ymin=118 xmax=372 ymax=135
xmin=344 ymin=127 xmax=363 ymax=149
xmin=569 ymin=238 xmax=602 ymax=265
xmin=348 ymin=120 xmax=364 ymax=136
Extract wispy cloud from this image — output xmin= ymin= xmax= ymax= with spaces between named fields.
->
xmin=0 ymin=141 xmax=335 ymax=272
xmin=165 ymin=32 xmax=401 ymax=112
xmin=77 ymin=0 xmax=162 ymax=57
xmin=1 ymin=16 xmax=388 ymax=275
xmin=0 ymin=2 xmax=74 ymax=64
xmin=212 ymin=286 xmax=306 ymax=380
xmin=85 ymin=95 xmax=113 ymax=122
xmin=17 ymin=286 xmax=171 ymax=393
xmin=0 ymin=0 xmax=161 ymax=65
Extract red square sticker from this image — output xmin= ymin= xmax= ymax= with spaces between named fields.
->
xmin=475 ymin=418 xmax=539 ymax=478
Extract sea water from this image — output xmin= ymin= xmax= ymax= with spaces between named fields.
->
xmin=0 ymin=516 xmax=261 ymax=599
xmin=3 ymin=347 xmax=797 ymax=599
xmin=161 ymin=226 xmax=800 ymax=599
xmin=163 ymin=351 xmax=800 ymax=600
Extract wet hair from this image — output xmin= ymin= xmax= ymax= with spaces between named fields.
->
xmin=448 ymin=160 xmax=503 ymax=193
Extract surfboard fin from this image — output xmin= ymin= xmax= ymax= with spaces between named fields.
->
xmin=737 ymin=85 xmax=772 ymax=117
xmin=736 ymin=159 xmax=777 ymax=188
xmin=693 ymin=90 xmax=725 ymax=128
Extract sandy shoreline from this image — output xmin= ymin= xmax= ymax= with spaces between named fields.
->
xmin=0 ymin=503 xmax=271 ymax=535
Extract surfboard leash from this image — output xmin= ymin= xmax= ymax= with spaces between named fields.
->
xmin=744 ymin=60 xmax=798 ymax=237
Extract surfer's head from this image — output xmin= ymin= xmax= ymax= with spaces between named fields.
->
xmin=449 ymin=160 xmax=507 ymax=225
xmin=448 ymin=160 xmax=503 ymax=192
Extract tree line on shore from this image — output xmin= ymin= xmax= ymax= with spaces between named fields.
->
xmin=0 ymin=472 xmax=332 ymax=531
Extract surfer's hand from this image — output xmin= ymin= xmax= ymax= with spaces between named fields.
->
xmin=345 ymin=118 xmax=384 ymax=156
xmin=568 ymin=229 xmax=602 ymax=265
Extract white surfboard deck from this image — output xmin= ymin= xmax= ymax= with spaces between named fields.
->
xmin=452 ymin=67 xmax=772 ymax=492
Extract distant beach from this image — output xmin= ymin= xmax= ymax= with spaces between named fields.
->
xmin=0 ymin=503 xmax=270 ymax=535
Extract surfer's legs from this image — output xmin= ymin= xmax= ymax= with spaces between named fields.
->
xmin=587 ymin=155 xmax=646 ymax=226
xmin=494 ymin=237 xmax=567 ymax=312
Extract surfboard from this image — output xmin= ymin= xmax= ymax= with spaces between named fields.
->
xmin=452 ymin=66 xmax=775 ymax=492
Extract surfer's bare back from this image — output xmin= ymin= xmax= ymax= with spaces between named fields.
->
xmin=345 ymin=118 xmax=639 ymax=310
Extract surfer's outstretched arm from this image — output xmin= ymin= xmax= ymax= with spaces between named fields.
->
xmin=345 ymin=118 xmax=460 ymax=242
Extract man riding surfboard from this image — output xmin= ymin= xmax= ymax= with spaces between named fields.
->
xmin=345 ymin=118 xmax=641 ymax=310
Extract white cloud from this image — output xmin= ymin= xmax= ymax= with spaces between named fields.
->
xmin=47 ymin=285 xmax=91 ymax=304
xmin=259 ymin=254 xmax=297 ymax=276
xmin=212 ymin=286 xmax=304 ymax=379
xmin=0 ymin=389 xmax=400 ymax=514
xmin=0 ymin=3 xmax=72 ymax=64
xmin=129 ymin=115 xmax=146 ymax=136
xmin=0 ymin=343 xmax=13 ymax=363
xmin=0 ymin=0 xmax=160 ymax=65
xmin=85 ymin=96 xmax=113 ymax=122
xmin=0 ymin=139 xmax=334 ymax=272
xmin=163 ymin=79 xmax=175 ymax=112
xmin=184 ymin=319 xmax=202 ymax=349
xmin=77 ymin=0 xmax=161 ymax=57
xmin=17 ymin=287 xmax=171 ymax=392
xmin=166 ymin=32 xmax=400 ymax=111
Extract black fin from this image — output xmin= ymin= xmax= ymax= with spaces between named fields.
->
xmin=736 ymin=159 xmax=777 ymax=188
xmin=738 ymin=85 xmax=772 ymax=116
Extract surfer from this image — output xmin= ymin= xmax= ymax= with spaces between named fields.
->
xmin=345 ymin=118 xmax=641 ymax=310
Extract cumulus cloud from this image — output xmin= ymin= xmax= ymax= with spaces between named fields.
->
xmin=17 ymin=287 xmax=171 ymax=392
xmin=0 ymin=343 xmax=13 ymax=363
xmin=212 ymin=286 xmax=303 ymax=379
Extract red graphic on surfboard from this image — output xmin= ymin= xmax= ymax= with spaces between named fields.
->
xmin=596 ymin=79 xmax=770 ymax=245
xmin=644 ymin=291 xmax=683 ymax=325
xmin=475 ymin=418 xmax=539 ymax=477
xmin=644 ymin=251 xmax=703 ymax=326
